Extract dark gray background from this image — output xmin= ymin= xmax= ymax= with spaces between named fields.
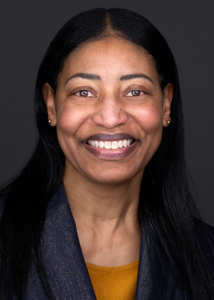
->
xmin=0 ymin=0 xmax=213 ymax=225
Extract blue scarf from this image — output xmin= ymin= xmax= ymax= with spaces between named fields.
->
xmin=23 ymin=184 xmax=214 ymax=299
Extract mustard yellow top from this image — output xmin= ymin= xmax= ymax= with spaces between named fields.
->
xmin=86 ymin=260 xmax=139 ymax=300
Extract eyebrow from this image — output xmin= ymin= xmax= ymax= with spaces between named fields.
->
xmin=120 ymin=74 xmax=154 ymax=84
xmin=65 ymin=72 xmax=154 ymax=85
xmin=65 ymin=73 xmax=101 ymax=85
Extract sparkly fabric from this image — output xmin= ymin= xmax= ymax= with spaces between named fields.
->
xmin=2 ymin=184 xmax=214 ymax=299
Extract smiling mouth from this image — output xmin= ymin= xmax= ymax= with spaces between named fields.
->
xmin=86 ymin=139 xmax=134 ymax=149
xmin=82 ymin=133 xmax=139 ymax=159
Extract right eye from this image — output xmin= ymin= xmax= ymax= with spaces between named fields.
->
xmin=75 ymin=90 xmax=95 ymax=97
xmin=125 ymin=90 xmax=145 ymax=97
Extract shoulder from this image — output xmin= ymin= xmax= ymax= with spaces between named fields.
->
xmin=195 ymin=218 xmax=214 ymax=246
xmin=194 ymin=218 xmax=214 ymax=279
xmin=0 ymin=195 xmax=5 ymax=219
xmin=44 ymin=183 xmax=69 ymax=224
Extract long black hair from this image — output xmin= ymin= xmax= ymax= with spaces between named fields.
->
xmin=0 ymin=8 xmax=213 ymax=299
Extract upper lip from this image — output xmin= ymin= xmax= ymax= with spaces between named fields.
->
xmin=83 ymin=133 xmax=137 ymax=142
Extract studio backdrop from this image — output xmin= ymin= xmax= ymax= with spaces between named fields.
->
xmin=0 ymin=0 xmax=213 ymax=225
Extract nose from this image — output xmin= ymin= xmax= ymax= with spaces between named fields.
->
xmin=91 ymin=93 xmax=128 ymax=128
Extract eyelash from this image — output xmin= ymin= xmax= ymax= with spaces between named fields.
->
xmin=75 ymin=90 xmax=95 ymax=97
xmin=126 ymin=90 xmax=145 ymax=97
xmin=74 ymin=89 xmax=145 ymax=97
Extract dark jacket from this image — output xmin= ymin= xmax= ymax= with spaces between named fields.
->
xmin=2 ymin=184 xmax=214 ymax=299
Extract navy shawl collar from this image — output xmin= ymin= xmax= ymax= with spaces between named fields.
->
xmin=26 ymin=184 xmax=187 ymax=299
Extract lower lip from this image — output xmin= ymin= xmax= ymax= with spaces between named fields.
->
xmin=83 ymin=140 xmax=139 ymax=160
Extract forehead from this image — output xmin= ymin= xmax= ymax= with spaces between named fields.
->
xmin=60 ymin=36 xmax=159 ymax=81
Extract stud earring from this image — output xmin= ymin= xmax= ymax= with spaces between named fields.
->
xmin=167 ymin=120 xmax=171 ymax=125
xmin=48 ymin=119 xmax=51 ymax=124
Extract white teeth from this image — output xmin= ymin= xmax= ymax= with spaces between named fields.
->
xmin=99 ymin=141 xmax=104 ymax=148
xmin=87 ymin=139 xmax=133 ymax=149
xmin=105 ymin=141 xmax=111 ymax=149
xmin=112 ymin=141 xmax=118 ymax=149
xmin=88 ymin=140 xmax=94 ymax=146
xmin=118 ymin=141 xmax=123 ymax=148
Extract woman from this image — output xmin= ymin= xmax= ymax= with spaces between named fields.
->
xmin=0 ymin=7 xmax=213 ymax=300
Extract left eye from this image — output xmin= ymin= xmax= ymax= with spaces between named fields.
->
xmin=75 ymin=90 xmax=94 ymax=97
xmin=126 ymin=90 xmax=144 ymax=97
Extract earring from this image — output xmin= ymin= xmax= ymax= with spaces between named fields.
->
xmin=48 ymin=119 xmax=51 ymax=124
xmin=167 ymin=120 xmax=171 ymax=125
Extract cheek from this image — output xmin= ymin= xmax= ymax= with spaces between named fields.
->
xmin=134 ymin=102 xmax=163 ymax=134
xmin=133 ymin=102 xmax=164 ymax=166
xmin=56 ymin=103 xmax=87 ymax=137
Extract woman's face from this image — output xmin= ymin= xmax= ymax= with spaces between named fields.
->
xmin=43 ymin=36 xmax=173 ymax=184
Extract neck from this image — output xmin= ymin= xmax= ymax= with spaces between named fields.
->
xmin=63 ymin=160 xmax=143 ymax=266
xmin=63 ymin=164 xmax=143 ymax=231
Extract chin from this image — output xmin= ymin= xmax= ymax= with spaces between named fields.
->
xmin=85 ymin=167 xmax=142 ymax=185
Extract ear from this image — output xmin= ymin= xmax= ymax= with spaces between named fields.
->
xmin=42 ymin=83 xmax=57 ymax=126
xmin=162 ymin=83 xmax=174 ymax=127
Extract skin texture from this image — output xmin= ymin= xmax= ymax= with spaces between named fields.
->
xmin=43 ymin=35 xmax=173 ymax=267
